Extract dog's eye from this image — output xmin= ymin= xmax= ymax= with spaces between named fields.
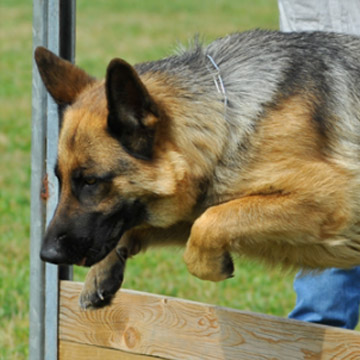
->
xmin=84 ymin=178 xmax=97 ymax=186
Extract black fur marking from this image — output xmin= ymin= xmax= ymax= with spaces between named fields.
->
xmin=221 ymin=252 xmax=234 ymax=278
xmin=107 ymin=113 xmax=156 ymax=161
xmin=105 ymin=58 xmax=159 ymax=160
xmin=54 ymin=162 xmax=62 ymax=188
xmin=41 ymin=199 xmax=147 ymax=266
xmin=275 ymin=33 xmax=343 ymax=141
xmin=116 ymin=247 xmax=128 ymax=261
xmin=83 ymin=199 xmax=147 ymax=266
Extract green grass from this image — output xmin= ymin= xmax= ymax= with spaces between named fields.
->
xmin=1 ymin=1 xmax=33 ymax=358
xmin=0 ymin=1 xmax=305 ymax=358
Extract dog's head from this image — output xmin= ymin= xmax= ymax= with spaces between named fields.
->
xmin=35 ymin=47 xmax=181 ymax=266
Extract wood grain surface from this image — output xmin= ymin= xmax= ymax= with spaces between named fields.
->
xmin=59 ymin=281 xmax=360 ymax=360
xmin=59 ymin=340 xmax=162 ymax=360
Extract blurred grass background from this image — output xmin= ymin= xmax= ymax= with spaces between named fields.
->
xmin=0 ymin=0 xmax=306 ymax=358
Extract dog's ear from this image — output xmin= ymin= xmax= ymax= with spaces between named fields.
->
xmin=105 ymin=58 xmax=159 ymax=160
xmin=34 ymin=47 xmax=95 ymax=105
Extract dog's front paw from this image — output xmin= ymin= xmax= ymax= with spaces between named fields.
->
xmin=183 ymin=212 xmax=234 ymax=281
xmin=183 ymin=243 xmax=234 ymax=281
xmin=79 ymin=248 xmax=128 ymax=309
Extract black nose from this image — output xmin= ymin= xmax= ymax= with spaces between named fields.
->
xmin=40 ymin=244 xmax=65 ymax=264
xmin=40 ymin=234 xmax=70 ymax=265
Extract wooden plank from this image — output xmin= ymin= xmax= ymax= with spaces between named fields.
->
xmin=59 ymin=281 xmax=360 ymax=360
xmin=59 ymin=340 xmax=166 ymax=360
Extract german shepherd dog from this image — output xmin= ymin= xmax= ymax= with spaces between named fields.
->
xmin=35 ymin=30 xmax=360 ymax=308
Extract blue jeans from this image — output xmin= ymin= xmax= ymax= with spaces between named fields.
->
xmin=289 ymin=268 xmax=360 ymax=329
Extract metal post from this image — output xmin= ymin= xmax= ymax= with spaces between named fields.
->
xmin=30 ymin=2 xmax=47 ymax=358
xmin=30 ymin=1 xmax=75 ymax=359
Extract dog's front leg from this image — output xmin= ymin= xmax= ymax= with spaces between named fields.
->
xmin=183 ymin=193 xmax=343 ymax=281
xmin=80 ymin=223 xmax=191 ymax=309
xmin=80 ymin=232 xmax=140 ymax=309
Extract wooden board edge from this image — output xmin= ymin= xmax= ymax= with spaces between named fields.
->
xmin=59 ymin=281 xmax=360 ymax=360
xmin=59 ymin=339 xmax=169 ymax=360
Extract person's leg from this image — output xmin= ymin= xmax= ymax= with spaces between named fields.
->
xmin=289 ymin=268 xmax=360 ymax=329
xmin=279 ymin=0 xmax=360 ymax=332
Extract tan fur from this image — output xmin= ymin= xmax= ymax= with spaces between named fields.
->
xmin=183 ymin=95 xmax=360 ymax=277
xmin=60 ymin=78 xmax=360 ymax=277
xmin=34 ymin=41 xmax=360 ymax=307
xmin=84 ymin=92 xmax=360 ymax=286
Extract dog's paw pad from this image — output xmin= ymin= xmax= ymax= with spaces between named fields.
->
xmin=79 ymin=290 xmax=113 ymax=310
xmin=221 ymin=252 xmax=235 ymax=279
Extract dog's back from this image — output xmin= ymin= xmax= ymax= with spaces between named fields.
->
xmin=136 ymin=31 xmax=360 ymax=202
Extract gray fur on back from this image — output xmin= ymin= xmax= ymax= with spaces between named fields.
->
xmin=136 ymin=30 xmax=360 ymax=172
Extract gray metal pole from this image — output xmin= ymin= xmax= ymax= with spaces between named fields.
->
xmin=30 ymin=1 xmax=75 ymax=359
xmin=44 ymin=3 xmax=61 ymax=359
xmin=30 ymin=1 xmax=48 ymax=358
